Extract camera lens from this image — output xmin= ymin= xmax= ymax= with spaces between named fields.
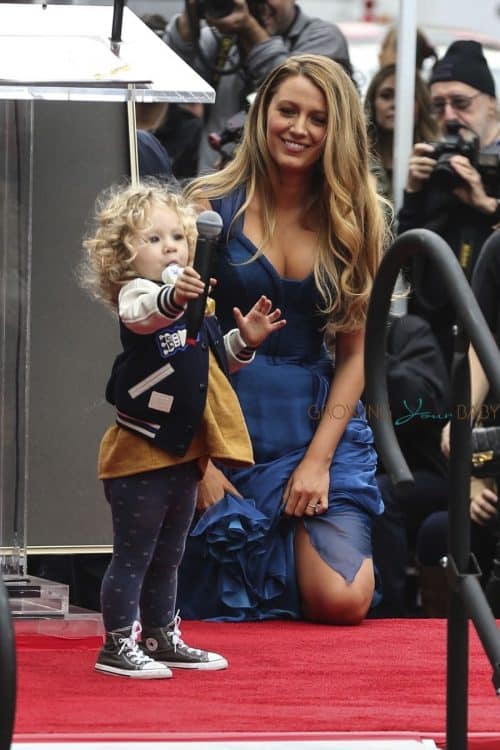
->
xmin=202 ymin=0 xmax=235 ymax=18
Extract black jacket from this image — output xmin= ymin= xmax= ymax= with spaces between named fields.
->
xmin=398 ymin=165 xmax=500 ymax=370
xmin=380 ymin=314 xmax=450 ymax=477
xmin=106 ymin=313 xmax=229 ymax=457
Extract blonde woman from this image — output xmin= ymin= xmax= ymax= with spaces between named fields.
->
xmin=178 ymin=54 xmax=388 ymax=624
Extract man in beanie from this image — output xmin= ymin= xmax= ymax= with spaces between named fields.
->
xmin=398 ymin=39 xmax=500 ymax=371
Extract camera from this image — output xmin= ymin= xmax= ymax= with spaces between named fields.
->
xmin=195 ymin=0 xmax=261 ymax=19
xmin=196 ymin=0 xmax=235 ymax=18
xmin=208 ymin=110 xmax=246 ymax=168
xmin=430 ymin=122 xmax=500 ymax=196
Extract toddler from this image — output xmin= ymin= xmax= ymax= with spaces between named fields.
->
xmin=82 ymin=180 xmax=285 ymax=678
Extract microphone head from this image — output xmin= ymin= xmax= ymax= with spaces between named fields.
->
xmin=161 ymin=263 xmax=182 ymax=285
xmin=196 ymin=210 xmax=223 ymax=240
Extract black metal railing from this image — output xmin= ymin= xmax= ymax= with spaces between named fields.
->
xmin=365 ymin=227 xmax=500 ymax=750
xmin=0 ymin=574 xmax=16 ymax=750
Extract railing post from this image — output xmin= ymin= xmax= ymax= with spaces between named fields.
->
xmin=0 ymin=575 xmax=16 ymax=750
xmin=364 ymin=227 xmax=500 ymax=750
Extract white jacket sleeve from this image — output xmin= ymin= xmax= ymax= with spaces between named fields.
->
xmin=118 ymin=278 xmax=185 ymax=334
xmin=224 ymin=328 xmax=255 ymax=373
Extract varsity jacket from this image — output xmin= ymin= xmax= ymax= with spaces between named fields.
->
xmin=106 ymin=278 xmax=253 ymax=456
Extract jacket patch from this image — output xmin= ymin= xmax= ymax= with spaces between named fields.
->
xmin=128 ymin=362 xmax=174 ymax=399
xmin=148 ymin=391 xmax=174 ymax=413
xmin=156 ymin=325 xmax=188 ymax=359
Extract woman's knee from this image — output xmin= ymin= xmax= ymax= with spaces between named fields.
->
xmin=302 ymin=574 xmax=374 ymax=625
xmin=301 ymin=555 xmax=374 ymax=625
xmin=295 ymin=524 xmax=374 ymax=624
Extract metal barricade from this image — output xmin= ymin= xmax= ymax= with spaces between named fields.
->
xmin=365 ymin=227 xmax=500 ymax=750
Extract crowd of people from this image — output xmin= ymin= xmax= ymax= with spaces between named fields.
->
xmin=28 ymin=3 xmax=500 ymax=676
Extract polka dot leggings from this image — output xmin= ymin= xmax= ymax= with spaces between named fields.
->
xmin=101 ymin=461 xmax=198 ymax=632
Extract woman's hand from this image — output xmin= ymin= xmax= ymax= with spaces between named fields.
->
xmin=196 ymin=460 xmax=242 ymax=513
xmin=281 ymin=456 xmax=330 ymax=518
xmin=470 ymin=476 xmax=498 ymax=525
xmin=233 ymin=295 xmax=286 ymax=348
xmin=441 ymin=421 xmax=451 ymax=458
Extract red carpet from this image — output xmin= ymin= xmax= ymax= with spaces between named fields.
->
xmin=13 ymin=619 xmax=500 ymax=748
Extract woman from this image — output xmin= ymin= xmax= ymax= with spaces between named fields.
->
xmin=178 ymin=54 xmax=388 ymax=624
xmin=364 ymin=64 xmax=438 ymax=203
xmin=378 ymin=26 xmax=437 ymax=73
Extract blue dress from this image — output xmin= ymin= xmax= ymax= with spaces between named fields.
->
xmin=177 ymin=189 xmax=383 ymax=620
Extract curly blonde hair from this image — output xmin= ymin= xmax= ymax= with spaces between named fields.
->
xmin=185 ymin=54 xmax=388 ymax=332
xmin=81 ymin=179 xmax=197 ymax=309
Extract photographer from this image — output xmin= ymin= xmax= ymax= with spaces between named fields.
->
xmin=398 ymin=40 xmax=500 ymax=370
xmin=419 ymin=231 xmax=500 ymax=617
xmin=164 ymin=0 xmax=350 ymax=174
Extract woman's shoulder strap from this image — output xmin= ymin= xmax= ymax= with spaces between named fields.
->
xmin=210 ymin=186 xmax=245 ymax=232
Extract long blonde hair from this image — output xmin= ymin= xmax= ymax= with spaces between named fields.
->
xmin=185 ymin=54 xmax=387 ymax=331
xmin=81 ymin=179 xmax=197 ymax=309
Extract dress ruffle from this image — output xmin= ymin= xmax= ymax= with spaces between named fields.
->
xmin=190 ymin=493 xmax=291 ymax=613
xmin=178 ymin=453 xmax=304 ymax=621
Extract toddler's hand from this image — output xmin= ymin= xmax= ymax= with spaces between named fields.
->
xmin=233 ymin=295 xmax=286 ymax=349
xmin=170 ymin=266 xmax=205 ymax=307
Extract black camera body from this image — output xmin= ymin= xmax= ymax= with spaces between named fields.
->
xmin=196 ymin=0 xmax=260 ymax=19
xmin=431 ymin=122 xmax=500 ymax=196
xmin=208 ymin=109 xmax=246 ymax=168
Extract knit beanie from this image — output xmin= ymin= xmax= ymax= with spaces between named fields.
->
xmin=430 ymin=40 xmax=495 ymax=97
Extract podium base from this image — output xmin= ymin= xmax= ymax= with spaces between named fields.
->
xmin=14 ymin=607 xmax=104 ymax=637
xmin=5 ymin=575 xmax=69 ymax=618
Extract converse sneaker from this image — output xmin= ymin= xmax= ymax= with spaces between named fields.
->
xmin=95 ymin=621 xmax=172 ymax=679
xmin=141 ymin=612 xmax=228 ymax=671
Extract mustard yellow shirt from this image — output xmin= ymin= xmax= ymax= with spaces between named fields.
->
xmin=98 ymin=349 xmax=253 ymax=479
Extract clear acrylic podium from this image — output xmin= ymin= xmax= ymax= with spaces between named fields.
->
xmin=0 ymin=3 xmax=214 ymax=618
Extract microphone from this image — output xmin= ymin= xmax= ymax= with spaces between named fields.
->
xmin=161 ymin=263 xmax=182 ymax=285
xmin=185 ymin=210 xmax=223 ymax=346
xmin=110 ymin=0 xmax=125 ymax=44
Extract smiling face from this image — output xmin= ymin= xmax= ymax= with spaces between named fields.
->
xmin=266 ymin=74 xmax=327 ymax=174
xmin=130 ymin=202 xmax=190 ymax=282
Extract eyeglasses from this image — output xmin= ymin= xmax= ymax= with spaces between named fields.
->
xmin=430 ymin=92 xmax=482 ymax=116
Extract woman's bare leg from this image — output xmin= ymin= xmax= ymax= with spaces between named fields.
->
xmin=295 ymin=523 xmax=375 ymax=625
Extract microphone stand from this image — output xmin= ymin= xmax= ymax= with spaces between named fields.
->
xmin=364 ymin=228 xmax=500 ymax=750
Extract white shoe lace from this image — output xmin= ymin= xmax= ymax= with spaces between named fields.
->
xmin=118 ymin=621 xmax=156 ymax=666
xmin=169 ymin=611 xmax=203 ymax=656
